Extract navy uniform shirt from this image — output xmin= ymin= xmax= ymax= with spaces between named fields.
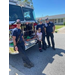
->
xmin=12 ymin=28 xmax=24 ymax=44
xmin=45 ymin=22 xmax=55 ymax=33
xmin=36 ymin=24 xmax=45 ymax=34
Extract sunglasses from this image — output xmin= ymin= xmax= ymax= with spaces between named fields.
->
xmin=17 ymin=23 xmax=21 ymax=24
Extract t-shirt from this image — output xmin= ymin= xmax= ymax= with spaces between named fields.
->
xmin=12 ymin=28 xmax=24 ymax=44
xmin=36 ymin=24 xmax=45 ymax=34
xmin=45 ymin=22 xmax=55 ymax=33
xmin=37 ymin=32 xmax=42 ymax=40
xmin=34 ymin=23 xmax=37 ymax=26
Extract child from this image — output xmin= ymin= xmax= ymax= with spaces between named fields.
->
xmin=37 ymin=28 xmax=43 ymax=52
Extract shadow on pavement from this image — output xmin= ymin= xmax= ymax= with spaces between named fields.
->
xmin=9 ymin=45 xmax=65 ymax=75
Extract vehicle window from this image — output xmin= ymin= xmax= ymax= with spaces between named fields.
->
xmin=22 ymin=7 xmax=36 ymax=21
xmin=9 ymin=4 xmax=24 ymax=21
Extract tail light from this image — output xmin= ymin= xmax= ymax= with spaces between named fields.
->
xmin=9 ymin=24 xmax=17 ymax=29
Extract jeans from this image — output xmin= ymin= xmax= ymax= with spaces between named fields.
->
xmin=17 ymin=44 xmax=31 ymax=64
xmin=46 ymin=32 xmax=55 ymax=48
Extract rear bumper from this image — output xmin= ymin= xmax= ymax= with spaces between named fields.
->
xmin=9 ymin=38 xmax=37 ymax=55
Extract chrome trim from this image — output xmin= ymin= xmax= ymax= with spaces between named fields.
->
xmin=9 ymin=20 xmax=35 ymax=25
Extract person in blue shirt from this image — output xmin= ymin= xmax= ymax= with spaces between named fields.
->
xmin=12 ymin=19 xmax=34 ymax=68
xmin=45 ymin=18 xmax=55 ymax=50
xmin=36 ymin=19 xmax=47 ymax=50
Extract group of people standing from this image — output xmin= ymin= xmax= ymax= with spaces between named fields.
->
xmin=36 ymin=18 xmax=55 ymax=52
xmin=12 ymin=18 xmax=55 ymax=68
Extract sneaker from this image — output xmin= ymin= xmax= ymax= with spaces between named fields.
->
xmin=24 ymin=63 xmax=32 ymax=68
xmin=29 ymin=62 xmax=34 ymax=67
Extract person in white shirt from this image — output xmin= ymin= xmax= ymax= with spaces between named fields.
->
xmin=37 ymin=28 xmax=43 ymax=52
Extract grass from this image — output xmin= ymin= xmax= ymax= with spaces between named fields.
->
xmin=55 ymin=25 xmax=65 ymax=33
xmin=55 ymin=25 xmax=65 ymax=30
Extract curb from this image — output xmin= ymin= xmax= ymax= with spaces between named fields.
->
xmin=55 ymin=27 xmax=65 ymax=33
xmin=57 ymin=27 xmax=65 ymax=34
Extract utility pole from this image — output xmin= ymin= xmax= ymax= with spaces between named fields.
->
xmin=42 ymin=14 xmax=43 ymax=17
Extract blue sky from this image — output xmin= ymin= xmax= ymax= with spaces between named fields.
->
xmin=32 ymin=0 xmax=65 ymax=18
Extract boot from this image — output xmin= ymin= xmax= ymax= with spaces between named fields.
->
xmin=29 ymin=62 xmax=34 ymax=67
xmin=47 ymin=45 xmax=51 ymax=48
xmin=52 ymin=47 xmax=56 ymax=50
xmin=42 ymin=47 xmax=46 ymax=50
xmin=24 ymin=63 xmax=32 ymax=68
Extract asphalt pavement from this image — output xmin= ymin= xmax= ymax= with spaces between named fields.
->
xmin=9 ymin=33 xmax=65 ymax=75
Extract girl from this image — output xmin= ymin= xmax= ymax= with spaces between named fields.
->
xmin=37 ymin=28 xmax=43 ymax=52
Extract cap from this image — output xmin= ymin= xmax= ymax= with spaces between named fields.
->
xmin=16 ymin=19 xmax=21 ymax=24
xmin=45 ymin=18 xmax=49 ymax=21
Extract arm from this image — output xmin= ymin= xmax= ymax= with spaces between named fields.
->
xmin=44 ymin=27 xmax=46 ymax=34
xmin=41 ymin=33 xmax=42 ymax=41
xmin=35 ymin=25 xmax=38 ymax=37
xmin=12 ymin=36 xmax=18 ymax=51
xmin=37 ymin=35 xmax=39 ymax=40
xmin=22 ymin=36 xmax=25 ymax=44
xmin=44 ymin=24 xmax=46 ymax=34
xmin=33 ymin=23 xmax=35 ymax=32
xmin=35 ymin=30 xmax=37 ymax=35
xmin=36 ymin=33 xmax=39 ymax=40
xmin=53 ymin=26 xmax=55 ymax=33
xmin=39 ymin=33 xmax=42 ymax=41
xmin=52 ymin=23 xmax=55 ymax=33
xmin=13 ymin=36 xmax=16 ymax=46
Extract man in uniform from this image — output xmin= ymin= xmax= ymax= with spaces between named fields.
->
xmin=36 ymin=19 xmax=47 ymax=50
xmin=45 ymin=18 xmax=55 ymax=50
xmin=12 ymin=19 xmax=34 ymax=68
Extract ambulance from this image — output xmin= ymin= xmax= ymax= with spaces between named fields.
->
xmin=9 ymin=0 xmax=37 ymax=54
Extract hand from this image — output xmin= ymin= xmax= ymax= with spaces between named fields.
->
xmin=34 ymin=35 xmax=36 ymax=38
xmin=25 ymin=43 xmax=26 ymax=45
xmin=45 ymin=33 xmax=47 ymax=36
xmin=15 ymin=46 xmax=18 ymax=51
xmin=39 ymin=40 xmax=41 ymax=41
xmin=52 ymin=31 xmax=54 ymax=33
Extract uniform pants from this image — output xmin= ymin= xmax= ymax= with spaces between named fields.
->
xmin=42 ymin=34 xmax=47 ymax=49
xmin=47 ymin=32 xmax=55 ymax=48
xmin=17 ymin=44 xmax=31 ymax=64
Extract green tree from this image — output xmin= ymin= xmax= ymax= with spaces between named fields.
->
xmin=15 ymin=0 xmax=33 ymax=7
xmin=63 ymin=22 xmax=65 ymax=25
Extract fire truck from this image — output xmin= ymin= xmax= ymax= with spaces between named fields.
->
xmin=9 ymin=0 xmax=37 ymax=54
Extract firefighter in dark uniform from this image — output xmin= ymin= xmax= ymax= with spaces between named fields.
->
xmin=12 ymin=19 xmax=34 ymax=68
xmin=45 ymin=18 xmax=56 ymax=50
xmin=36 ymin=19 xmax=47 ymax=50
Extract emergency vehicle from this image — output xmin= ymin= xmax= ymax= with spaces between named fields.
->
xmin=9 ymin=0 xmax=37 ymax=54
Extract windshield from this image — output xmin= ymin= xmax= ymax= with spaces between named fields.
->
xmin=9 ymin=4 xmax=24 ymax=21
xmin=22 ymin=7 xmax=36 ymax=21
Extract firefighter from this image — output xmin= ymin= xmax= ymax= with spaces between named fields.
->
xmin=36 ymin=19 xmax=47 ymax=50
xmin=12 ymin=19 xmax=34 ymax=68
xmin=45 ymin=18 xmax=56 ymax=50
